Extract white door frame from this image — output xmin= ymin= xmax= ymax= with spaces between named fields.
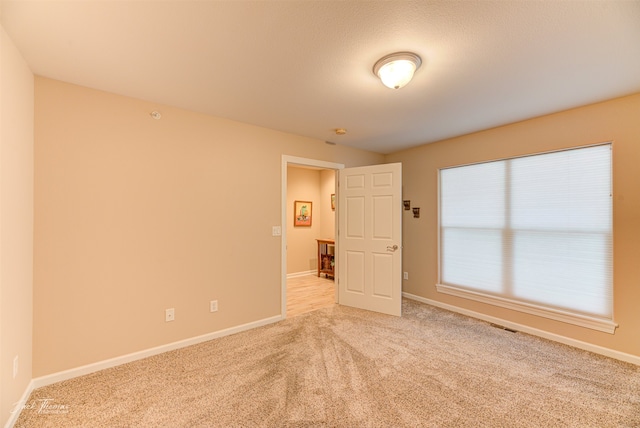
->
xmin=281 ymin=155 xmax=344 ymax=318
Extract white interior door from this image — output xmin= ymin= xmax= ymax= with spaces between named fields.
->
xmin=338 ymin=163 xmax=402 ymax=316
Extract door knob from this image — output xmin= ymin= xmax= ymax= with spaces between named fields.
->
xmin=386 ymin=245 xmax=399 ymax=252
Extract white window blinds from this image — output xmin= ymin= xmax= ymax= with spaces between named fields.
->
xmin=438 ymin=144 xmax=615 ymax=333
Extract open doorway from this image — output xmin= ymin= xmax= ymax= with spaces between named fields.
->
xmin=281 ymin=156 xmax=344 ymax=318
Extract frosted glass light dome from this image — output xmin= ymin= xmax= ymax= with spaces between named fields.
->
xmin=373 ymin=52 xmax=422 ymax=89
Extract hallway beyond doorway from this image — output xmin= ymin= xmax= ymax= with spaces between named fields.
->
xmin=286 ymin=275 xmax=335 ymax=317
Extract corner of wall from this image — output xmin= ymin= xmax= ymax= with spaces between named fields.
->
xmin=0 ymin=24 xmax=35 ymax=428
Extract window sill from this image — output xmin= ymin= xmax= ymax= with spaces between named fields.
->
xmin=436 ymin=283 xmax=618 ymax=334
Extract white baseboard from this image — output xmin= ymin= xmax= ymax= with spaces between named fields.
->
xmin=403 ymin=292 xmax=640 ymax=366
xmin=30 ymin=314 xmax=283 ymax=390
xmin=286 ymin=270 xmax=315 ymax=279
xmin=4 ymin=379 xmax=36 ymax=428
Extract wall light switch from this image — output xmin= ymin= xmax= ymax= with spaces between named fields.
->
xmin=165 ymin=308 xmax=175 ymax=322
xmin=272 ymin=226 xmax=282 ymax=236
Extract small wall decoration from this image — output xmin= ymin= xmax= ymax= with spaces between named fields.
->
xmin=331 ymin=194 xmax=336 ymax=211
xmin=294 ymin=200 xmax=313 ymax=227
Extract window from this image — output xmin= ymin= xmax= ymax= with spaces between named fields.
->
xmin=437 ymin=144 xmax=615 ymax=333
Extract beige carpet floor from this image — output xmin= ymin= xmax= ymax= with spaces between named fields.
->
xmin=15 ymin=299 xmax=640 ymax=427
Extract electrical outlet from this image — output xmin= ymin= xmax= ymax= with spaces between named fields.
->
xmin=165 ymin=308 xmax=175 ymax=322
xmin=13 ymin=356 xmax=18 ymax=379
xmin=403 ymin=272 xmax=409 ymax=280
xmin=210 ymin=300 xmax=218 ymax=313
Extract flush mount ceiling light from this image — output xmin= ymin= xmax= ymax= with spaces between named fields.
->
xmin=373 ymin=52 xmax=422 ymax=89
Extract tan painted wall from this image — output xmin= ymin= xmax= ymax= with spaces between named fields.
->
xmin=33 ymin=77 xmax=384 ymax=377
xmin=286 ymin=167 xmax=322 ymax=274
xmin=386 ymin=93 xmax=640 ymax=358
xmin=286 ymin=167 xmax=336 ymax=275
xmin=0 ymin=25 xmax=34 ymax=425
xmin=319 ymin=169 xmax=336 ymax=240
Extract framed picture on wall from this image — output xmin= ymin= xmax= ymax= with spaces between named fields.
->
xmin=294 ymin=200 xmax=312 ymax=227
xmin=331 ymin=194 xmax=336 ymax=211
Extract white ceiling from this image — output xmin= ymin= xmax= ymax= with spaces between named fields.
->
xmin=2 ymin=1 xmax=640 ymax=154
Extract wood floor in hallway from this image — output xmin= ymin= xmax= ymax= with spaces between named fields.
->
xmin=286 ymin=274 xmax=336 ymax=318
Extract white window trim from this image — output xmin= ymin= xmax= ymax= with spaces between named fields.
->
xmin=436 ymin=143 xmax=617 ymax=334
xmin=435 ymin=283 xmax=617 ymax=334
